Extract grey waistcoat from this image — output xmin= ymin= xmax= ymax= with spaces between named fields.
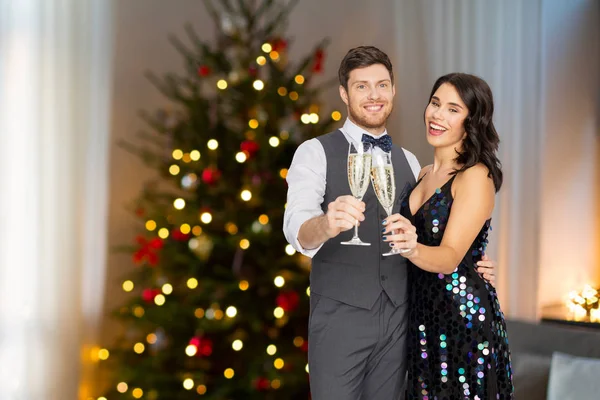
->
xmin=311 ymin=129 xmax=417 ymax=310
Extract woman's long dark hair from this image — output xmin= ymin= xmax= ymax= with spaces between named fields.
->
xmin=427 ymin=73 xmax=503 ymax=192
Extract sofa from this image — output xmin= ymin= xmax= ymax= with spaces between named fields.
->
xmin=507 ymin=319 xmax=600 ymax=399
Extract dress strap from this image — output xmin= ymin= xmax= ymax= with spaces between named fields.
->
xmin=440 ymin=174 xmax=457 ymax=191
xmin=415 ymin=171 xmax=428 ymax=185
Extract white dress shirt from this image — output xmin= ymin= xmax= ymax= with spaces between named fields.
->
xmin=283 ymin=118 xmax=421 ymax=257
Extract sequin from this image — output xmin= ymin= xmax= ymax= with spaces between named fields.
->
xmin=401 ymin=175 xmax=514 ymax=399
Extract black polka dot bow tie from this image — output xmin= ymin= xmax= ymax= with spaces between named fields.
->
xmin=361 ymin=133 xmax=393 ymax=152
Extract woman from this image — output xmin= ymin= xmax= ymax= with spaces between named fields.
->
xmin=383 ymin=73 xmax=513 ymax=399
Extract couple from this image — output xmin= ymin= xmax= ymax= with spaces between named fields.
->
xmin=283 ymin=46 xmax=513 ymax=399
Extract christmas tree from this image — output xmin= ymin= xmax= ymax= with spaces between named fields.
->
xmin=98 ymin=1 xmax=340 ymax=399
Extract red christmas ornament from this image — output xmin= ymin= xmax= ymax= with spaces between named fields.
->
xmin=200 ymin=340 xmax=213 ymax=356
xmin=312 ymin=49 xmax=325 ymax=73
xmin=201 ymin=167 xmax=222 ymax=185
xmin=248 ymin=65 xmax=258 ymax=77
xmin=142 ymin=288 xmax=161 ymax=302
xmin=254 ymin=376 xmax=270 ymax=391
xmin=171 ymin=228 xmax=191 ymax=241
xmin=240 ymin=140 xmax=260 ymax=158
xmin=135 ymin=207 xmax=145 ymax=217
xmin=197 ymin=65 xmax=211 ymax=77
xmin=276 ymin=291 xmax=300 ymax=312
xmin=189 ymin=336 xmax=213 ymax=357
xmin=148 ymin=238 xmax=163 ymax=249
xmin=271 ymin=38 xmax=288 ymax=52
xmin=301 ymin=340 xmax=309 ymax=352
xmin=133 ymin=236 xmax=164 ymax=266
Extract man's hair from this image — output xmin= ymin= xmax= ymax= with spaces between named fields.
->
xmin=338 ymin=46 xmax=394 ymax=90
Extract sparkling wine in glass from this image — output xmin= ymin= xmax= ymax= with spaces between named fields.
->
xmin=341 ymin=141 xmax=372 ymax=246
xmin=370 ymin=149 xmax=408 ymax=256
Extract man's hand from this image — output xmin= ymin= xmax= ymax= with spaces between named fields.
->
xmin=382 ymin=213 xmax=418 ymax=256
xmin=477 ymin=253 xmax=496 ymax=287
xmin=297 ymin=195 xmax=365 ymax=250
xmin=323 ymin=195 xmax=366 ymax=238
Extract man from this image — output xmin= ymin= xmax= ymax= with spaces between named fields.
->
xmin=283 ymin=46 xmax=496 ymax=400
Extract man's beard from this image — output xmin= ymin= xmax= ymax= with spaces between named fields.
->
xmin=348 ymin=101 xmax=393 ymax=131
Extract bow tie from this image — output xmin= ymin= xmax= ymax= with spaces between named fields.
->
xmin=361 ymin=134 xmax=393 ymax=152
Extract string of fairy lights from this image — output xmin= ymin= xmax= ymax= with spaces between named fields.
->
xmin=567 ymin=284 xmax=600 ymax=322
xmin=90 ymin=40 xmax=336 ymax=399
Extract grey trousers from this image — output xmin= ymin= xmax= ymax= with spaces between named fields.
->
xmin=308 ymin=291 xmax=408 ymax=400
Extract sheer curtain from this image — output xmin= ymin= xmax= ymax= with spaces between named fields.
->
xmin=0 ymin=1 xmax=113 ymax=399
xmin=393 ymin=0 xmax=543 ymax=319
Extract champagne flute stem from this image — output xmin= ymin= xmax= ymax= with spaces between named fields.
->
xmin=385 ymin=208 xmax=395 ymax=250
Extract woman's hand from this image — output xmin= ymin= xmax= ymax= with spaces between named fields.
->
xmin=382 ymin=214 xmax=418 ymax=257
xmin=477 ymin=253 xmax=496 ymax=287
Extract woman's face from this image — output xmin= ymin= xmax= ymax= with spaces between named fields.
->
xmin=424 ymin=83 xmax=469 ymax=150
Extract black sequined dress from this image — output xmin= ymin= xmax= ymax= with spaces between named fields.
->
xmin=401 ymin=175 xmax=514 ymax=400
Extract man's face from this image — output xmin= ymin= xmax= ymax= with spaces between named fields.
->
xmin=339 ymin=64 xmax=395 ymax=135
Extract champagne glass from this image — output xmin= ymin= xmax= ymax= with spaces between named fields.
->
xmin=341 ymin=141 xmax=372 ymax=246
xmin=370 ymin=149 xmax=408 ymax=256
